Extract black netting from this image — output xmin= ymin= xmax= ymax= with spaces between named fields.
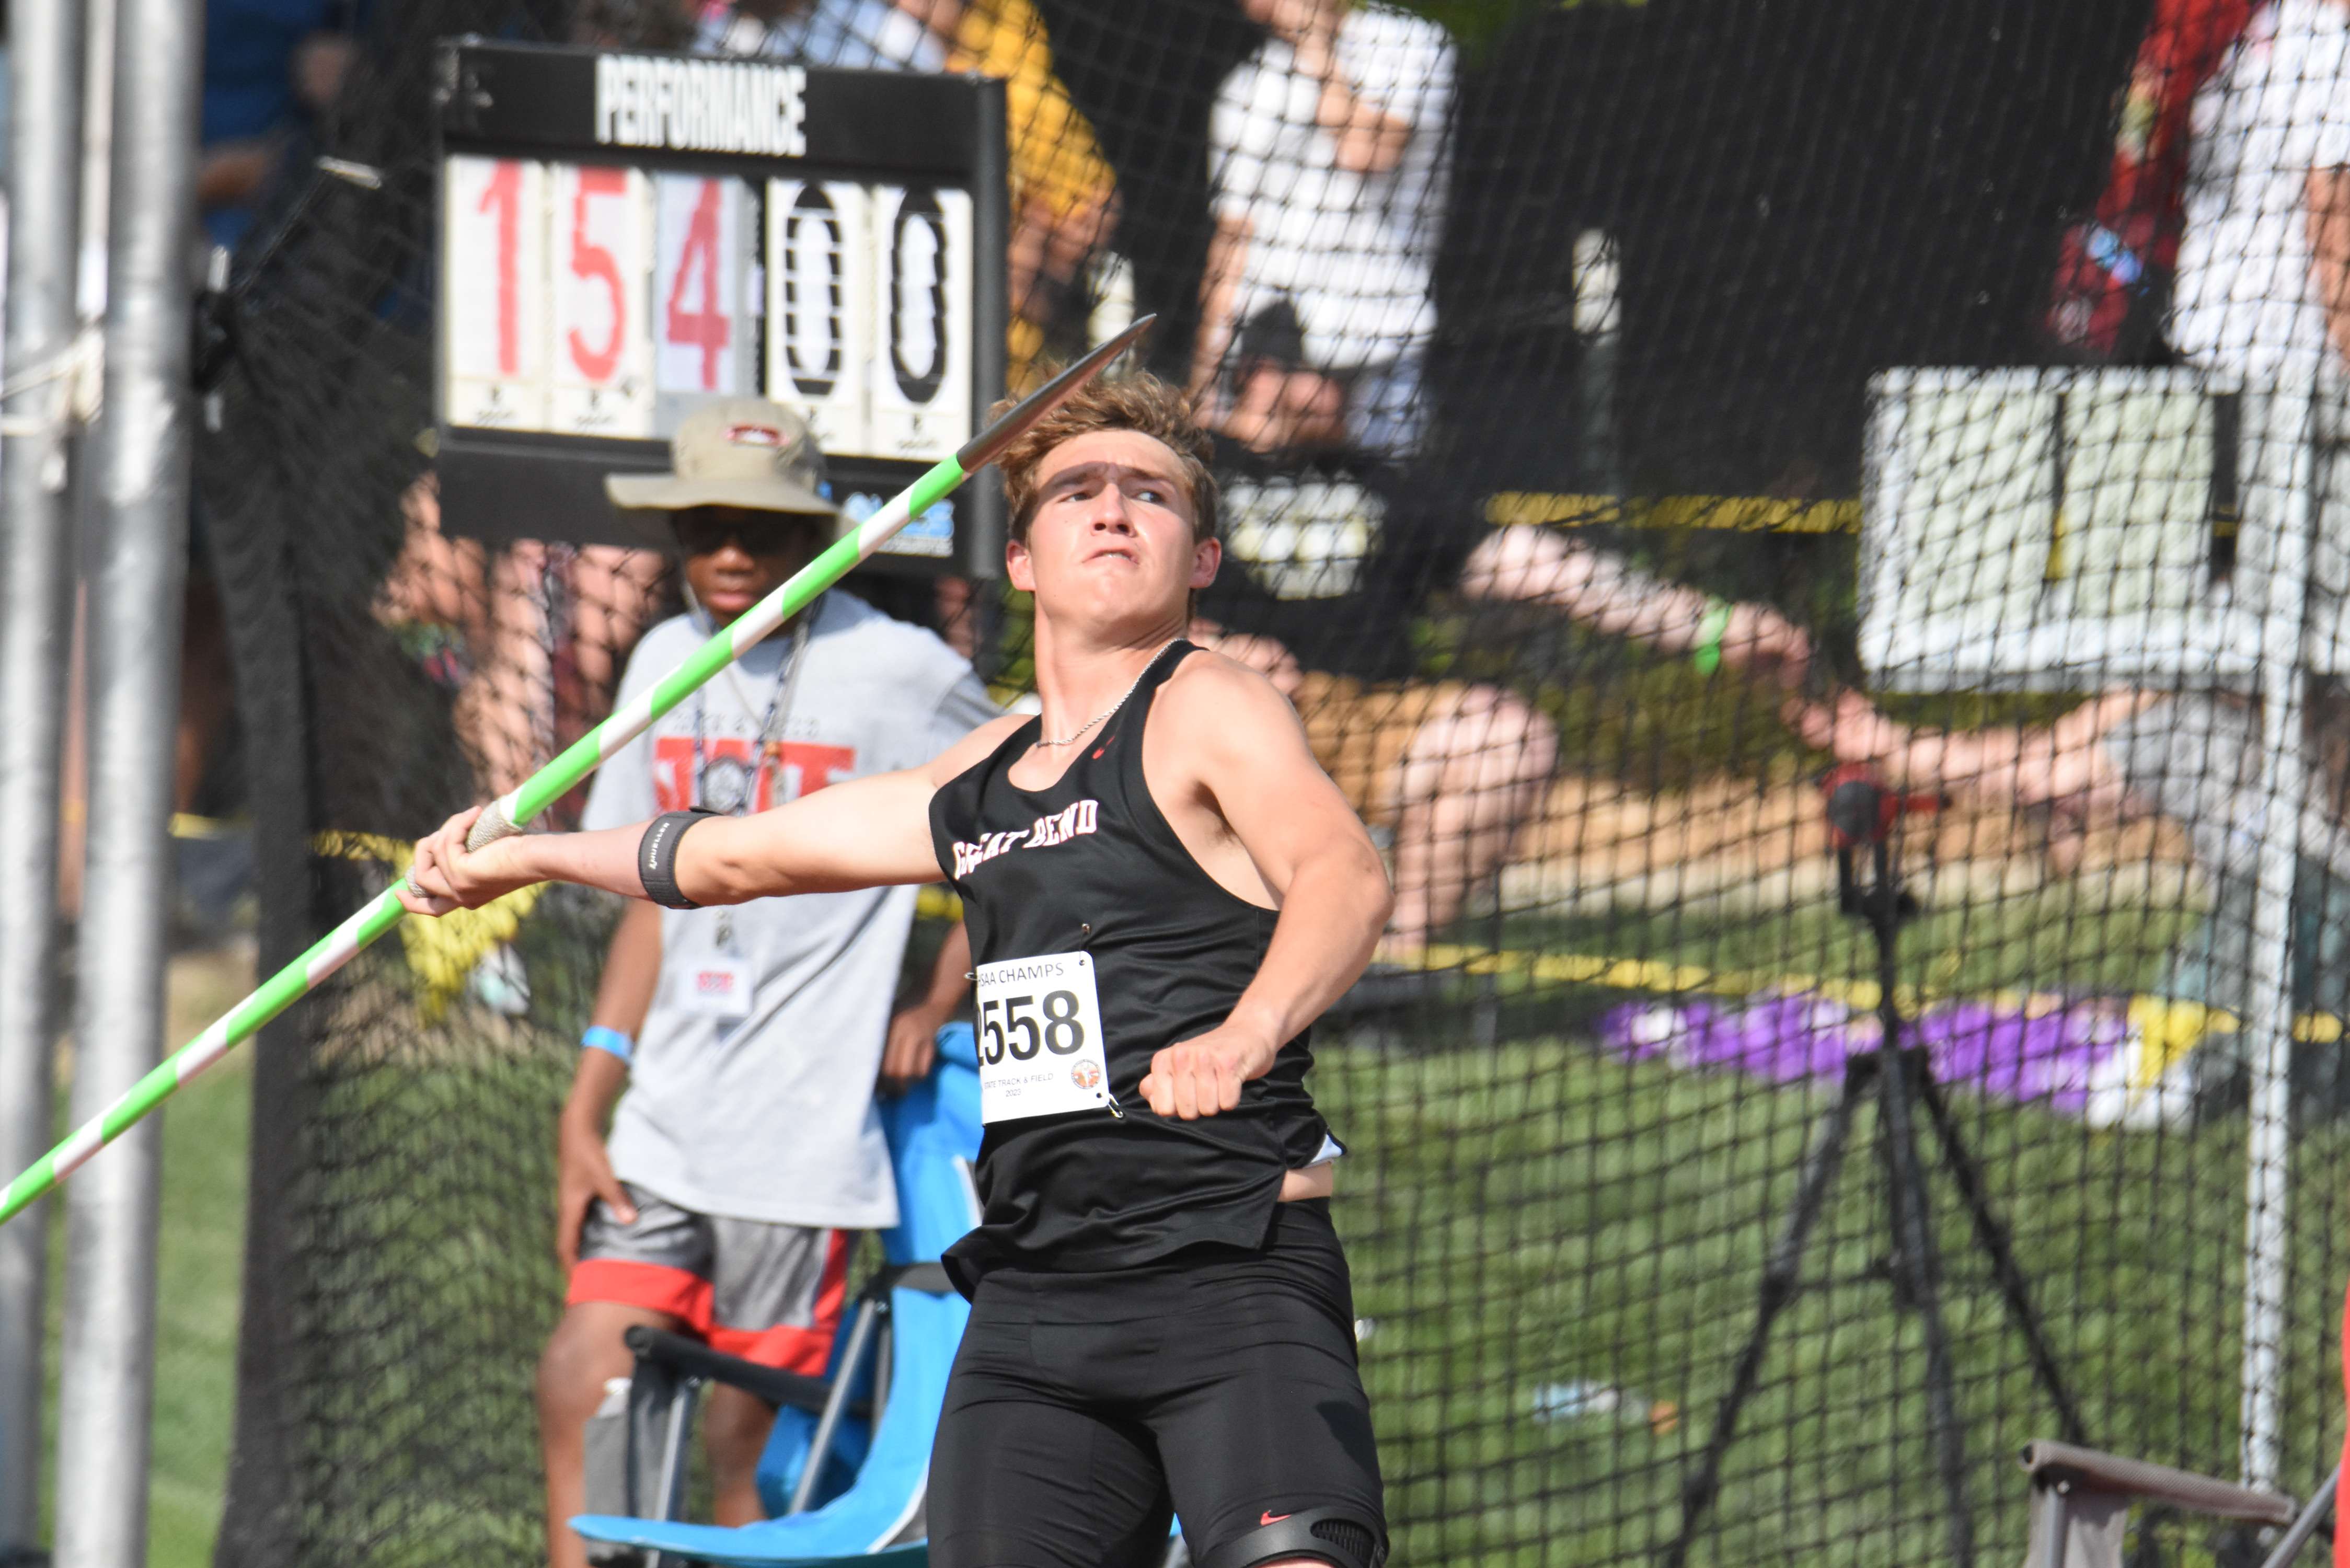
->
xmin=197 ymin=1 xmax=2350 ymax=1565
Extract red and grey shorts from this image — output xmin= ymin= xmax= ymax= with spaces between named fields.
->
xmin=569 ymin=1183 xmax=853 ymax=1375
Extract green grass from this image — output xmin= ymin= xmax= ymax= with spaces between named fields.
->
xmin=1500 ymin=888 xmax=2211 ymax=1004
xmin=39 ymin=949 xmax=254 ymax=1568
xmin=1320 ymin=1034 xmax=2344 ymax=1567
xmin=47 ymin=912 xmax=2348 ymax=1568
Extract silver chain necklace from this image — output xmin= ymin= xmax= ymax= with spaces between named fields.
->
xmin=1031 ymin=639 xmax=1177 ymax=748
xmin=687 ymin=584 xmax=821 ymax=815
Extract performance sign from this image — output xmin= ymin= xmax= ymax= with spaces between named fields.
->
xmin=434 ymin=40 xmax=1008 ymax=572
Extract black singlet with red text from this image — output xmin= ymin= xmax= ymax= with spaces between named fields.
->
xmin=927 ymin=640 xmax=1334 ymax=1294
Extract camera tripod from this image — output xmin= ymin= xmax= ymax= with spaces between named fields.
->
xmin=1660 ymin=777 xmax=2087 ymax=1568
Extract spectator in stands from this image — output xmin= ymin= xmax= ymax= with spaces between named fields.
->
xmin=2171 ymin=0 xmax=2350 ymax=381
xmin=898 ymin=0 xmax=1124 ymax=390
xmin=201 ymin=0 xmax=356 ymax=249
xmin=1934 ymin=3 xmax=2350 ymax=1473
xmin=1191 ymin=443 xmax=1812 ymax=952
xmin=536 ymin=401 xmax=994 ymax=1568
xmin=1791 ymin=683 xmax=2350 ymax=1113
xmin=695 ymin=0 xmax=937 ymax=65
xmin=2044 ymin=0 xmax=2258 ymax=361
xmin=376 ymin=477 xmax=667 ymax=804
xmin=1194 ymin=0 xmax=1453 ymax=457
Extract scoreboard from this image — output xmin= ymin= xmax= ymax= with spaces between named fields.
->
xmin=433 ymin=39 xmax=1008 ymax=572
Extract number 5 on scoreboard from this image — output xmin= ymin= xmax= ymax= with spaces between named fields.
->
xmin=549 ymin=164 xmax=655 ymax=438
xmin=443 ymin=156 xmax=551 ymax=431
xmin=766 ymin=180 xmax=872 ymax=455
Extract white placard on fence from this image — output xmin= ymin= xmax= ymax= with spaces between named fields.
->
xmin=1861 ymin=367 xmax=2254 ymax=689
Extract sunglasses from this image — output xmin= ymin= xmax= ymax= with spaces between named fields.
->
xmin=671 ymin=511 xmax=823 ymax=558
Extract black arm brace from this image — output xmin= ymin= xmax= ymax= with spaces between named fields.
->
xmin=638 ymin=809 xmax=718 ymax=909
xmin=1198 ymin=1506 xmax=1386 ymax=1568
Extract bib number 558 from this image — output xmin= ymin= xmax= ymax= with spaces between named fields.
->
xmin=978 ymin=990 xmax=1088 ymax=1064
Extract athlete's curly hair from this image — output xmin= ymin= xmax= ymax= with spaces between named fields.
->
xmin=992 ymin=371 xmax=1220 ymax=547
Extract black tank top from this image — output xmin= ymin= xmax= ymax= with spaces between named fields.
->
xmin=928 ymin=641 xmax=1334 ymax=1292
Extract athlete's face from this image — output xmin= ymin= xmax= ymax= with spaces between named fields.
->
xmin=674 ymin=506 xmax=830 ymax=624
xmin=1007 ymin=431 xmax=1219 ymax=632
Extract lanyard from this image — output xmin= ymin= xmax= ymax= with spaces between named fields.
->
xmin=690 ymin=593 xmax=822 ymax=819
xmin=688 ymin=593 xmax=821 ymax=956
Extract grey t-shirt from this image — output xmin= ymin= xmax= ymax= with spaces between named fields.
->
xmin=2101 ymin=691 xmax=2350 ymax=1016
xmin=582 ymin=595 xmax=998 ymax=1227
xmin=2101 ymin=693 xmax=2350 ymax=887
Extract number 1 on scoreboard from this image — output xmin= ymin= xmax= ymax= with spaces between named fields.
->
xmin=443 ymin=156 xmax=551 ymax=430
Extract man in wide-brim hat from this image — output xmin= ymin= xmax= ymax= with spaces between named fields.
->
xmin=523 ymin=397 xmax=996 ymax=1568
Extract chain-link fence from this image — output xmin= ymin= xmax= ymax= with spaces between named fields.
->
xmin=196 ymin=1 xmax=2350 ymax=1564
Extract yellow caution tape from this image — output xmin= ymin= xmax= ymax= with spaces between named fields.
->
xmin=313 ymin=831 xmax=544 ymax=1022
xmin=321 ymin=846 xmax=2349 ymax=1055
xmin=1482 ymin=492 xmax=1861 ymax=534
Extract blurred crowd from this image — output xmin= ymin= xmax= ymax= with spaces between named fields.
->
xmin=26 ymin=0 xmax=2350 ymax=1017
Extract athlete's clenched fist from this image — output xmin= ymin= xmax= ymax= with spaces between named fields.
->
xmin=1139 ymin=1022 xmax=1280 ymax=1120
xmin=399 ymin=804 xmax=539 ymax=916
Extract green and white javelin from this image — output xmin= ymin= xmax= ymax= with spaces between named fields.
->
xmin=0 ymin=315 xmax=1156 ymax=1228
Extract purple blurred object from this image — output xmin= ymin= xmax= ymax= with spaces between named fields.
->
xmin=1598 ymin=993 xmax=2131 ymax=1116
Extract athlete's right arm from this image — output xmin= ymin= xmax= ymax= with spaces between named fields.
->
xmin=399 ymin=714 xmax=1029 ymax=915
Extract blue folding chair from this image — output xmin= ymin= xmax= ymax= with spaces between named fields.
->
xmin=571 ymin=1024 xmax=983 ymax=1567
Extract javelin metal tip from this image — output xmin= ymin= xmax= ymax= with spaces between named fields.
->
xmin=954 ymin=313 xmax=1158 ymax=475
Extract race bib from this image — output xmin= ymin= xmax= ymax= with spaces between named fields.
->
xmin=676 ymin=954 xmax=757 ymax=1020
xmin=974 ymin=951 xmax=1113 ymax=1123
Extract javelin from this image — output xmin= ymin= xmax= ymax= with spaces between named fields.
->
xmin=0 ymin=315 xmax=1156 ymax=1228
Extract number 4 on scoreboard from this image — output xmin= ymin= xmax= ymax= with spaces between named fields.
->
xmin=654 ymin=174 xmax=759 ymax=430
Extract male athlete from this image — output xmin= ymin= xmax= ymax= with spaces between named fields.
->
xmin=402 ymin=374 xmax=1396 ymax=1568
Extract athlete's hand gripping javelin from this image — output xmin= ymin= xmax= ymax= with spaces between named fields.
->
xmin=405 ymin=415 xmax=1395 ymax=1122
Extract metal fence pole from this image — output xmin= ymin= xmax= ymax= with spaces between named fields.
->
xmin=78 ymin=0 xmax=114 ymax=324
xmin=51 ymin=0 xmax=201 ymax=1553
xmin=2234 ymin=378 xmax=2319 ymax=1491
xmin=0 ymin=0 xmax=87 ymax=1553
